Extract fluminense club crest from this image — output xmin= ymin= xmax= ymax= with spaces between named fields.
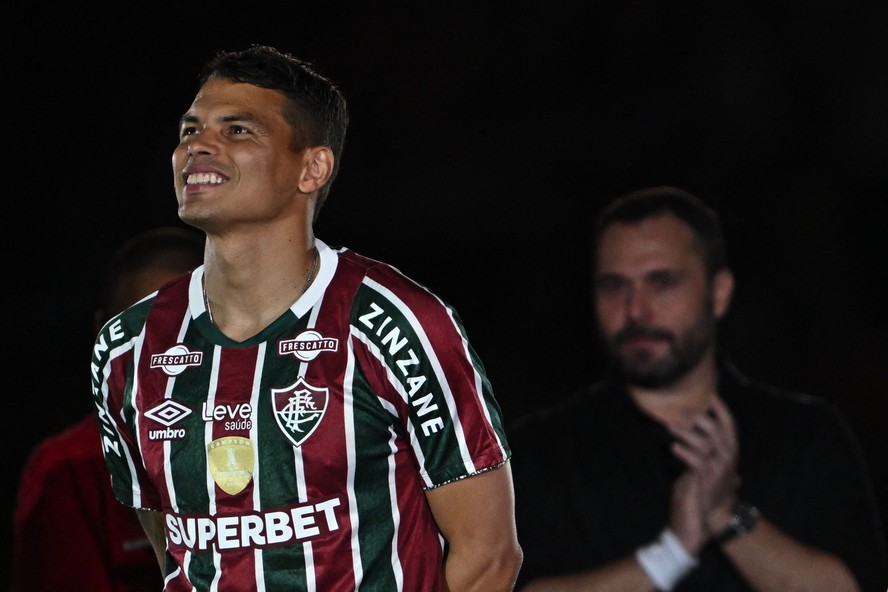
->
xmin=272 ymin=377 xmax=328 ymax=447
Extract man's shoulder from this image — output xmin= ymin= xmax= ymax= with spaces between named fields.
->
xmin=29 ymin=415 xmax=100 ymax=459
xmin=335 ymin=246 xmax=459 ymax=315
xmin=508 ymin=380 xmax=617 ymax=437
xmin=727 ymin=366 xmax=830 ymax=409
xmin=334 ymin=246 xmax=422 ymax=289
xmin=108 ymin=271 xmax=191 ymax=325
xmin=18 ymin=415 xmax=102 ymax=498
xmin=723 ymin=365 xmax=845 ymax=432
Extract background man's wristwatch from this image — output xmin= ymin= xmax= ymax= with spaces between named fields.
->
xmin=715 ymin=500 xmax=761 ymax=544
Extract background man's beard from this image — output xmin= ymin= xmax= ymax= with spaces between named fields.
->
xmin=605 ymin=319 xmax=716 ymax=388
xmin=612 ymin=345 xmax=695 ymax=388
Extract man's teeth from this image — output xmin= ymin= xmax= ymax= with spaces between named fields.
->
xmin=186 ymin=173 xmax=225 ymax=185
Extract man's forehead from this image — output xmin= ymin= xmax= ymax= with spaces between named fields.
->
xmin=596 ymin=214 xmax=701 ymax=272
xmin=186 ymin=79 xmax=286 ymax=118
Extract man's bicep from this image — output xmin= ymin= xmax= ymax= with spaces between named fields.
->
xmin=427 ymin=463 xmax=515 ymax=533
xmin=425 ymin=462 xmax=523 ymax=590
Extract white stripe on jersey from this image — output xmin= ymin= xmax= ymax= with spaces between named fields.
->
xmin=361 ymin=276 xmax=476 ymax=476
xmin=442 ymin=305 xmax=510 ymax=459
xmin=343 ymin=335 xmax=364 ymax=588
xmin=250 ymin=343 xmax=267 ymax=592
xmin=204 ymin=345 xmax=221 ymax=514
xmin=384 ymin=426 xmax=405 ymax=590
xmin=104 ymin=333 xmax=145 ymax=507
xmin=349 ymin=327 xmax=430 ymax=487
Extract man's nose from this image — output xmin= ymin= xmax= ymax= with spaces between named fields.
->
xmin=625 ymin=286 xmax=652 ymax=323
xmin=183 ymin=130 xmax=222 ymax=157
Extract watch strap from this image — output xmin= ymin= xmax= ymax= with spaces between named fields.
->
xmin=715 ymin=500 xmax=760 ymax=544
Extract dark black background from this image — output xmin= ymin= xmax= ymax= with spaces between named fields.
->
xmin=6 ymin=3 xmax=888 ymax=585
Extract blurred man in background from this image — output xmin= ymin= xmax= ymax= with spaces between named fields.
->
xmin=510 ymin=187 xmax=887 ymax=591
xmin=12 ymin=226 xmax=204 ymax=591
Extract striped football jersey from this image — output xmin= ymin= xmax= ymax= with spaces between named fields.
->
xmin=91 ymin=239 xmax=510 ymax=591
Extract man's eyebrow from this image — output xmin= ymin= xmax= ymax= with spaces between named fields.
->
xmin=594 ymin=271 xmax=626 ymax=284
xmin=178 ymin=113 xmax=261 ymax=127
xmin=645 ymin=268 xmax=683 ymax=280
xmin=179 ymin=114 xmax=199 ymax=127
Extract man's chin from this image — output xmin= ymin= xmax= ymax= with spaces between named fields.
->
xmin=618 ymin=348 xmax=664 ymax=368
xmin=616 ymin=359 xmax=683 ymax=389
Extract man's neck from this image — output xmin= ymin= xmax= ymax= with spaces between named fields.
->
xmin=628 ymin=353 xmax=720 ymax=427
xmin=202 ymin=225 xmax=317 ymax=341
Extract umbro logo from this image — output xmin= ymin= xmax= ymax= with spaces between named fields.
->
xmin=145 ymin=400 xmax=192 ymax=427
xmin=144 ymin=400 xmax=192 ymax=441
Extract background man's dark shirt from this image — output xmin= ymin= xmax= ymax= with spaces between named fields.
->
xmin=509 ymin=360 xmax=888 ymax=591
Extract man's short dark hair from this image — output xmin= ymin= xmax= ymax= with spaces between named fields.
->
xmin=593 ymin=186 xmax=728 ymax=277
xmin=199 ymin=45 xmax=349 ymax=218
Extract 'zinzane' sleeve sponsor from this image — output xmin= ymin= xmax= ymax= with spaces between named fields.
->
xmin=90 ymin=301 xmax=162 ymax=510
xmin=349 ymin=268 xmax=510 ymax=488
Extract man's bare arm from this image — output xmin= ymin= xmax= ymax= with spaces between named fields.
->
xmin=519 ymin=517 xmax=859 ymax=592
xmin=520 ymin=557 xmax=657 ymax=592
xmin=715 ymin=517 xmax=860 ymax=592
xmin=425 ymin=462 xmax=523 ymax=592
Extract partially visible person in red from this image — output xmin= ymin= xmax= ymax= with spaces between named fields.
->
xmin=12 ymin=226 xmax=204 ymax=592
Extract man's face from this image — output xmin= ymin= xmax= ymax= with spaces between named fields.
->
xmin=593 ymin=212 xmax=732 ymax=388
xmin=172 ymin=78 xmax=310 ymax=232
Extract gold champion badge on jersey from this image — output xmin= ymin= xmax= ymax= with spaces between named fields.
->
xmin=207 ymin=436 xmax=255 ymax=495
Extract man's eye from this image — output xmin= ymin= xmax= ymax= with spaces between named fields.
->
xmin=228 ymin=125 xmax=251 ymax=135
xmin=596 ymin=276 xmax=625 ymax=294
xmin=652 ymin=273 xmax=678 ymax=288
xmin=179 ymin=126 xmax=198 ymax=138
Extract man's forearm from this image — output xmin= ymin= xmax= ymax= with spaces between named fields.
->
xmin=443 ymin=540 xmax=523 ymax=591
xmin=720 ymin=518 xmax=860 ymax=592
xmin=518 ymin=556 xmax=657 ymax=592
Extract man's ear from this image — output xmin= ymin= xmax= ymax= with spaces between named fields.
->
xmin=297 ymin=147 xmax=334 ymax=194
xmin=713 ymin=268 xmax=735 ymax=319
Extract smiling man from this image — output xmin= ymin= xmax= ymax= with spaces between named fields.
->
xmin=90 ymin=45 xmax=521 ymax=592
xmin=509 ymin=186 xmax=887 ymax=592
